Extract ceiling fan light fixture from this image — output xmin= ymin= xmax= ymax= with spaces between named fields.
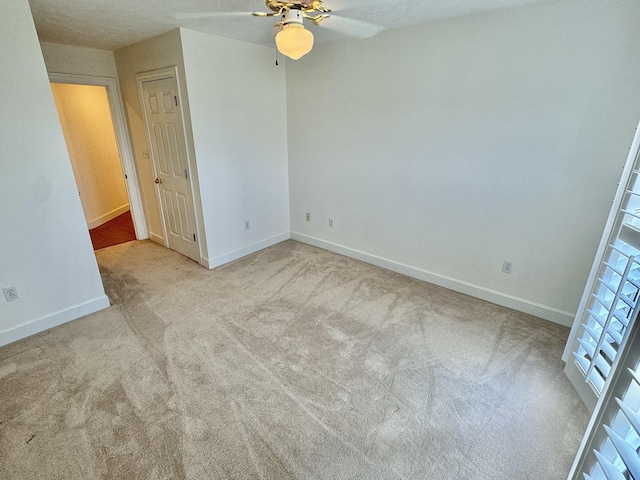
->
xmin=275 ymin=9 xmax=314 ymax=60
xmin=276 ymin=24 xmax=314 ymax=60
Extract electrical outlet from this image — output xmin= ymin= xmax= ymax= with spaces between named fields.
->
xmin=502 ymin=261 xmax=513 ymax=274
xmin=244 ymin=221 xmax=250 ymax=230
xmin=329 ymin=217 xmax=334 ymax=228
xmin=3 ymin=286 xmax=19 ymax=302
xmin=306 ymin=213 xmax=311 ymax=222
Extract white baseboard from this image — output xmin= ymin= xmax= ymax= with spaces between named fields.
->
xmin=291 ymin=232 xmax=574 ymax=327
xmin=148 ymin=231 xmax=165 ymax=246
xmin=0 ymin=295 xmax=110 ymax=347
xmin=204 ymin=232 xmax=291 ymax=269
xmin=87 ymin=204 xmax=130 ymax=229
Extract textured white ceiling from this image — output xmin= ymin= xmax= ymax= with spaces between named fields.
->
xmin=29 ymin=0 xmax=553 ymax=51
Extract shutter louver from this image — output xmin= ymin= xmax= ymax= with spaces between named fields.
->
xmin=592 ymin=450 xmax=626 ymax=480
xmin=602 ymin=425 xmax=640 ymax=479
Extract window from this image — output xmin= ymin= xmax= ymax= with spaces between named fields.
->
xmin=568 ymin=308 xmax=640 ymax=479
xmin=564 ymin=123 xmax=640 ymax=410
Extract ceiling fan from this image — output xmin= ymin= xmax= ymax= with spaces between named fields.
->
xmin=251 ymin=0 xmax=333 ymax=20
xmin=175 ymin=0 xmax=383 ymax=60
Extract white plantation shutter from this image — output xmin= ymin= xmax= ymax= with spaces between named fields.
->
xmin=564 ymin=121 xmax=640 ymax=411
xmin=573 ymin=248 xmax=640 ymax=393
xmin=568 ymin=308 xmax=640 ymax=480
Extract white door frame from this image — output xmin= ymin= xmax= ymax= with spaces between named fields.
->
xmin=49 ymin=72 xmax=148 ymax=240
xmin=135 ymin=66 xmax=203 ymax=263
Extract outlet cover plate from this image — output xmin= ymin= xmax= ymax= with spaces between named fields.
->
xmin=502 ymin=261 xmax=513 ymax=274
xmin=3 ymin=286 xmax=19 ymax=302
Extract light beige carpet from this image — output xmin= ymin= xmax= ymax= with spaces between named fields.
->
xmin=0 ymin=240 xmax=589 ymax=479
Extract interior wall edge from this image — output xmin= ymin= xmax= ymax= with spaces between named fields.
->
xmin=291 ymin=232 xmax=574 ymax=327
xmin=0 ymin=295 xmax=110 ymax=348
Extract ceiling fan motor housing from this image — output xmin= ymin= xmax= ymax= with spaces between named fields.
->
xmin=266 ymin=1 xmax=315 ymax=13
xmin=282 ymin=9 xmax=304 ymax=25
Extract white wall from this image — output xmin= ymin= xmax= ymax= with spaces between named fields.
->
xmin=51 ymin=83 xmax=130 ymax=228
xmin=286 ymin=0 xmax=640 ymax=325
xmin=0 ymin=0 xmax=108 ymax=346
xmin=179 ymin=29 xmax=290 ymax=267
xmin=40 ymin=41 xmax=118 ymax=78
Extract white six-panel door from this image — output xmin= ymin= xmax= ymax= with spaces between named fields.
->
xmin=139 ymin=73 xmax=199 ymax=263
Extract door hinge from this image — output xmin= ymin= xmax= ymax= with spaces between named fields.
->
xmin=174 ymin=96 xmax=178 ymax=107
xmin=184 ymin=169 xmax=188 ymax=179
xmin=193 ymin=233 xmax=196 ymax=242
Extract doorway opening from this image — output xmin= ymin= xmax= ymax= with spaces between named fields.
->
xmin=52 ymin=83 xmax=133 ymax=249
xmin=49 ymin=73 xmax=147 ymax=251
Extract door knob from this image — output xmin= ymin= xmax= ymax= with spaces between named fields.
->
xmin=155 ymin=178 xmax=162 ymax=184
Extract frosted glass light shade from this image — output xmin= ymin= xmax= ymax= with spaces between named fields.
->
xmin=275 ymin=24 xmax=314 ymax=60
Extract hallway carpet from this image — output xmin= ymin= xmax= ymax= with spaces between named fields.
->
xmin=0 ymin=240 xmax=589 ymax=479
xmin=89 ymin=210 xmax=136 ymax=250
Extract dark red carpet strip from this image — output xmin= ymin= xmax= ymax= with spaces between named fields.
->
xmin=89 ymin=211 xmax=136 ymax=251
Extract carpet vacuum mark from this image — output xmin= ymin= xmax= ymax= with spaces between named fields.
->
xmin=0 ymin=240 xmax=589 ymax=479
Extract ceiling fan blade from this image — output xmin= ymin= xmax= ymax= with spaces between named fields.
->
xmin=316 ymin=14 xmax=383 ymax=39
xmin=172 ymin=12 xmax=252 ymax=21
